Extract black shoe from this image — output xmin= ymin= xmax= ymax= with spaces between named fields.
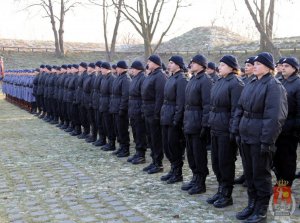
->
xmin=143 ymin=163 xmax=155 ymax=172
xmin=234 ymin=174 xmax=246 ymax=184
xmin=77 ymin=133 xmax=88 ymax=139
xmin=102 ymin=141 xmax=116 ymax=151
xmin=181 ymin=174 xmax=198 ymax=191
xmin=188 ymin=176 xmax=206 ymax=194
xmin=127 ymin=153 xmax=139 ymax=163
xmin=243 ymin=180 xmax=248 ymax=187
xmin=65 ymin=127 xmax=74 ymax=133
xmin=167 ymin=172 xmax=183 ymax=184
xmin=60 ymin=124 xmax=68 ymax=129
xmin=70 ymin=131 xmax=81 ymax=136
xmin=85 ymin=136 xmax=96 ymax=143
xmin=56 ymin=122 xmax=63 ymax=128
xmin=213 ymin=187 xmax=233 ymax=208
xmin=147 ymin=164 xmax=163 ymax=174
xmin=160 ymin=167 xmax=174 ymax=181
xmin=207 ymin=186 xmax=222 ymax=204
xmin=131 ymin=156 xmax=146 ymax=165
xmin=93 ymin=139 xmax=106 ymax=147
xmin=244 ymin=212 xmax=267 ymax=223
xmin=50 ymin=120 xmax=58 ymax=125
xmin=111 ymin=147 xmax=122 ymax=154
xmin=236 ymin=199 xmax=255 ymax=220
xmin=117 ymin=149 xmax=130 ymax=158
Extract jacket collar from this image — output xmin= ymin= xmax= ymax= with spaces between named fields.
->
xmin=195 ymin=70 xmax=206 ymax=79
xmin=224 ymin=72 xmax=235 ymax=81
xmin=286 ymin=74 xmax=299 ymax=82
xmin=259 ymin=73 xmax=272 ymax=84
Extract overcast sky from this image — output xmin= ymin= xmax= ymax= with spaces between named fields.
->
xmin=0 ymin=0 xmax=299 ymax=44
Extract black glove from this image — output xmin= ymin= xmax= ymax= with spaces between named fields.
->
xmin=119 ymin=110 xmax=126 ymax=116
xmin=260 ymin=143 xmax=274 ymax=155
xmin=200 ymin=127 xmax=209 ymax=139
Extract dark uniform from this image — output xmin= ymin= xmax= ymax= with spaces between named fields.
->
xmin=99 ymin=65 xmax=117 ymax=151
xmin=70 ymin=67 xmax=82 ymax=136
xmin=110 ymin=67 xmax=131 ymax=157
xmin=141 ymin=65 xmax=166 ymax=173
xmin=62 ymin=72 xmax=72 ymax=129
xmin=233 ymin=52 xmax=287 ymax=222
xmin=182 ymin=69 xmax=213 ymax=194
xmin=65 ymin=72 xmax=78 ymax=132
xmin=56 ymin=66 xmax=68 ymax=127
xmin=127 ymin=67 xmax=147 ymax=164
xmin=274 ymin=57 xmax=300 ymax=186
xmin=37 ymin=67 xmax=46 ymax=117
xmin=208 ymin=55 xmax=244 ymax=208
xmin=160 ymin=66 xmax=187 ymax=184
xmin=51 ymin=70 xmax=59 ymax=124
xmin=32 ymin=70 xmax=40 ymax=114
xmin=78 ymin=69 xmax=90 ymax=138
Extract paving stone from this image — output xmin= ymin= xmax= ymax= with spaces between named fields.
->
xmin=127 ymin=216 xmax=146 ymax=222
xmin=32 ymin=216 xmax=51 ymax=222
xmin=30 ymin=210 xmax=47 ymax=217
xmin=119 ymin=210 xmax=136 ymax=217
xmin=80 ymin=216 xmax=98 ymax=222
xmin=54 ymin=213 xmax=70 ymax=220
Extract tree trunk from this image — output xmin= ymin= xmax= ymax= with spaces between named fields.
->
xmin=143 ymin=39 xmax=152 ymax=61
xmin=58 ymin=0 xmax=65 ymax=57
xmin=48 ymin=0 xmax=60 ymax=57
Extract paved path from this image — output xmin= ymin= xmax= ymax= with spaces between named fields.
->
xmin=0 ymin=94 xmax=299 ymax=223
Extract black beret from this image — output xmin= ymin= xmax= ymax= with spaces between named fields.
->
xmin=116 ymin=60 xmax=128 ymax=69
xmin=245 ymin=56 xmax=255 ymax=65
xmin=101 ymin=62 xmax=111 ymax=70
xmin=79 ymin=62 xmax=88 ymax=69
xmin=169 ymin=55 xmax=185 ymax=69
xmin=95 ymin=61 xmax=102 ymax=68
xmin=67 ymin=64 xmax=72 ymax=69
xmin=112 ymin=64 xmax=117 ymax=69
xmin=61 ymin=64 xmax=68 ymax=69
xmin=56 ymin=66 xmax=61 ymax=71
xmin=40 ymin=65 xmax=45 ymax=68
xmin=45 ymin=65 xmax=52 ymax=71
xmin=282 ymin=57 xmax=299 ymax=71
xmin=220 ymin=55 xmax=239 ymax=70
xmin=254 ymin=52 xmax=275 ymax=70
xmin=35 ymin=68 xmax=40 ymax=72
xmin=207 ymin=62 xmax=216 ymax=70
xmin=130 ymin=60 xmax=144 ymax=71
xmin=88 ymin=63 xmax=95 ymax=68
xmin=148 ymin=54 xmax=162 ymax=66
xmin=191 ymin=54 xmax=208 ymax=68
xmin=72 ymin=64 xmax=79 ymax=69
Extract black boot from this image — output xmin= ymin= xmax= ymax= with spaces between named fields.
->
xmin=102 ymin=141 xmax=116 ymax=151
xmin=160 ymin=166 xmax=174 ymax=181
xmin=244 ymin=205 xmax=268 ymax=223
xmin=181 ymin=174 xmax=198 ymax=191
xmin=143 ymin=163 xmax=155 ymax=172
xmin=93 ymin=136 xmax=106 ymax=147
xmin=147 ymin=162 xmax=163 ymax=174
xmin=167 ymin=167 xmax=183 ymax=184
xmin=77 ymin=132 xmax=88 ymax=139
xmin=117 ymin=146 xmax=130 ymax=157
xmin=127 ymin=153 xmax=139 ymax=163
xmin=213 ymin=187 xmax=233 ymax=208
xmin=234 ymin=174 xmax=246 ymax=184
xmin=207 ymin=185 xmax=222 ymax=204
xmin=131 ymin=151 xmax=146 ymax=165
xmin=188 ymin=175 xmax=206 ymax=194
xmin=70 ymin=126 xmax=81 ymax=136
xmin=111 ymin=146 xmax=122 ymax=154
xmin=85 ymin=135 xmax=97 ymax=143
xmin=236 ymin=198 xmax=255 ymax=220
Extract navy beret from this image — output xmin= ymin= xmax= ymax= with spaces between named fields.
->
xmin=61 ymin=64 xmax=68 ymax=69
xmin=88 ymin=63 xmax=95 ymax=68
xmin=276 ymin=57 xmax=286 ymax=65
xmin=112 ymin=64 xmax=117 ymax=69
xmin=130 ymin=60 xmax=144 ymax=71
xmin=45 ymin=65 xmax=52 ymax=71
xmin=148 ymin=54 xmax=162 ymax=66
xmin=79 ymin=62 xmax=88 ymax=69
xmin=254 ymin=52 xmax=275 ymax=70
xmin=101 ymin=62 xmax=111 ymax=70
xmin=282 ymin=57 xmax=299 ymax=71
xmin=40 ymin=65 xmax=45 ymax=68
xmin=245 ymin=56 xmax=255 ymax=65
xmin=117 ymin=60 xmax=128 ymax=69
xmin=95 ymin=61 xmax=102 ymax=68
xmin=169 ymin=55 xmax=185 ymax=69
xmin=192 ymin=54 xmax=208 ymax=68
xmin=72 ymin=64 xmax=79 ymax=69
xmin=67 ymin=64 xmax=72 ymax=69
xmin=220 ymin=55 xmax=239 ymax=70
xmin=207 ymin=62 xmax=216 ymax=70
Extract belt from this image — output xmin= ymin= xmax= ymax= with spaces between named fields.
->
xmin=211 ymin=106 xmax=231 ymax=113
xmin=185 ymin=105 xmax=202 ymax=110
xmin=243 ymin=111 xmax=263 ymax=119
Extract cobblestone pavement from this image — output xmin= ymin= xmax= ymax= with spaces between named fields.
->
xmin=0 ymin=94 xmax=299 ymax=223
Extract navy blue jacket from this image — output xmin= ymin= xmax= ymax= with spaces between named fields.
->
xmin=128 ymin=71 xmax=146 ymax=118
xmin=33 ymin=74 xmax=39 ymax=96
xmin=141 ymin=68 xmax=166 ymax=118
xmin=233 ymin=73 xmax=288 ymax=145
xmin=109 ymin=72 xmax=131 ymax=114
xmin=66 ymin=74 xmax=77 ymax=103
xmin=82 ymin=73 xmax=96 ymax=109
xmin=99 ymin=73 xmax=116 ymax=112
xmin=43 ymin=73 xmax=50 ymax=98
xmin=74 ymin=72 xmax=88 ymax=105
xmin=160 ymin=70 xmax=188 ymax=126
xmin=63 ymin=74 xmax=72 ymax=102
xmin=209 ymin=73 xmax=244 ymax=134
xmin=57 ymin=73 xmax=66 ymax=102
xmin=184 ymin=71 xmax=213 ymax=134
xmin=278 ymin=74 xmax=300 ymax=134
xmin=37 ymin=72 xmax=46 ymax=96
xmin=209 ymin=72 xmax=219 ymax=82
xmin=91 ymin=74 xmax=104 ymax=110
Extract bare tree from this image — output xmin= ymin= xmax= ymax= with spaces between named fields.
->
xmin=16 ymin=0 xmax=82 ymax=57
xmin=89 ymin=0 xmax=122 ymax=61
xmin=244 ymin=0 xmax=280 ymax=57
xmin=112 ymin=0 xmax=185 ymax=60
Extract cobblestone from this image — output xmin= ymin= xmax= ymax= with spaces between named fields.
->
xmin=0 ymin=94 xmax=299 ymax=223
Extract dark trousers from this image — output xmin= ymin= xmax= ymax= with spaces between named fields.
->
xmin=80 ymin=105 xmax=89 ymax=133
xmin=130 ymin=115 xmax=147 ymax=151
xmin=72 ymin=104 xmax=81 ymax=126
xmin=145 ymin=116 xmax=163 ymax=165
xmin=63 ymin=102 xmax=69 ymax=122
xmin=211 ymin=133 xmax=236 ymax=188
xmin=96 ymin=110 xmax=105 ymax=138
xmin=36 ymin=95 xmax=43 ymax=112
xmin=241 ymin=143 xmax=273 ymax=207
xmin=44 ymin=97 xmax=49 ymax=114
xmin=51 ymin=99 xmax=58 ymax=119
xmin=274 ymin=134 xmax=298 ymax=185
xmin=186 ymin=134 xmax=209 ymax=176
xmin=113 ymin=113 xmax=130 ymax=147
xmin=162 ymin=125 xmax=184 ymax=168
xmin=87 ymin=108 xmax=97 ymax=137
xmin=67 ymin=102 xmax=73 ymax=123
xmin=58 ymin=101 xmax=64 ymax=123
xmin=102 ymin=112 xmax=115 ymax=141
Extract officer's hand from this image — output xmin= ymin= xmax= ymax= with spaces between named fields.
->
xmin=260 ymin=143 xmax=273 ymax=155
xmin=200 ymin=127 xmax=209 ymax=139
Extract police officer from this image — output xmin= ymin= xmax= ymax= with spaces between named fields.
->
xmin=85 ymin=63 xmax=97 ymax=143
xmin=233 ymin=52 xmax=287 ymax=222
xmin=56 ymin=64 xmax=68 ymax=127
xmin=92 ymin=61 xmax=107 ymax=146
xmin=78 ymin=62 xmax=90 ymax=139
xmin=32 ymin=68 xmax=40 ymax=114
xmin=207 ymin=55 xmax=244 ymax=208
xmin=50 ymin=66 xmax=60 ymax=124
xmin=141 ymin=54 xmax=166 ymax=174
xmin=100 ymin=62 xmax=117 ymax=151
xmin=110 ymin=61 xmax=131 ymax=157
xmin=206 ymin=62 xmax=219 ymax=82
xmin=273 ymin=57 xmax=300 ymax=187
xmin=181 ymin=54 xmax=212 ymax=194
xmin=275 ymin=57 xmax=285 ymax=79
xmin=42 ymin=65 xmax=52 ymax=121
xmin=61 ymin=65 xmax=72 ymax=129
xmin=160 ymin=55 xmax=187 ymax=184
xmin=127 ymin=61 xmax=147 ymax=164
xmin=37 ymin=65 xmax=46 ymax=118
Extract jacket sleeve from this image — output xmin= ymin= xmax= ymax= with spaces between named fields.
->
xmin=119 ymin=77 xmax=131 ymax=111
xmin=232 ymin=97 xmax=244 ymax=134
xmin=201 ymin=76 xmax=213 ymax=127
xmin=154 ymin=74 xmax=166 ymax=119
xmin=261 ymin=82 xmax=288 ymax=144
xmin=295 ymin=84 xmax=300 ymax=128
xmin=229 ymin=80 xmax=244 ymax=133
xmin=174 ymin=77 xmax=188 ymax=123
